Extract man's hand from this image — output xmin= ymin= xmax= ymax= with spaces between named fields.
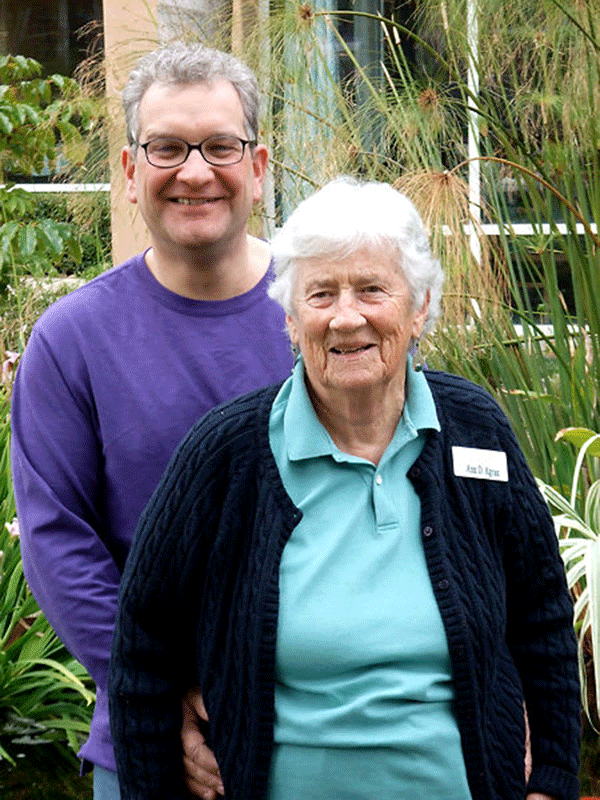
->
xmin=178 ymin=691 xmax=559 ymax=800
xmin=182 ymin=687 xmax=224 ymax=799
xmin=526 ymin=795 xmax=558 ymax=800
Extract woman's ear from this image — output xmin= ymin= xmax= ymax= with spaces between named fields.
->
xmin=411 ymin=289 xmax=430 ymax=340
xmin=286 ymin=314 xmax=299 ymax=348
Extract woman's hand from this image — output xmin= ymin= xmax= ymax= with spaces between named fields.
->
xmin=181 ymin=687 xmax=224 ymax=799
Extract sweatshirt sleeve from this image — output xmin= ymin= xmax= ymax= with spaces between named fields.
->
xmin=10 ymin=327 xmax=121 ymax=691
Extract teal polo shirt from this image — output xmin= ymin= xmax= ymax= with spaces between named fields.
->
xmin=267 ymin=358 xmax=472 ymax=800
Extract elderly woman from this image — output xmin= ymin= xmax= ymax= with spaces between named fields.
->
xmin=108 ymin=177 xmax=580 ymax=800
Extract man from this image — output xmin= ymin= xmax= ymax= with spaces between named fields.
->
xmin=10 ymin=42 xmax=293 ymax=800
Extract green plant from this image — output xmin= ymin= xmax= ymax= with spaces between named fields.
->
xmin=536 ymin=427 xmax=600 ymax=730
xmin=0 ymin=54 xmax=105 ymax=294
xmin=0 ymin=386 xmax=94 ymax=764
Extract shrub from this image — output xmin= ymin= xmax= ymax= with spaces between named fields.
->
xmin=0 ymin=382 xmax=94 ymax=764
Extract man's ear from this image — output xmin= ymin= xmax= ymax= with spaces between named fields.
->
xmin=122 ymin=146 xmax=138 ymax=205
xmin=251 ymin=144 xmax=269 ymax=204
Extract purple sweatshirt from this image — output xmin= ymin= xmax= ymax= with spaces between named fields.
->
xmin=10 ymin=251 xmax=293 ymax=771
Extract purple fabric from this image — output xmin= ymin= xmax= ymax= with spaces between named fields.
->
xmin=10 ymin=251 xmax=293 ymax=771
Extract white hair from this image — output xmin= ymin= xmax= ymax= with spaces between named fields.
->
xmin=268 ymin=177 xmax=444 ymax=336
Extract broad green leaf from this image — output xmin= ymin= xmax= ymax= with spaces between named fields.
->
xmin=39 ymin=219 xmax=64 ymax=256
xmin=64 ymin=236 xmax=82 ymax=264
xmin=17 ymin=224 xmax=37 ymax=258
xmin=0 ymin=220 xmax=20 ymax=249
xmin=556 ymin=427 xmax=600 ymax=457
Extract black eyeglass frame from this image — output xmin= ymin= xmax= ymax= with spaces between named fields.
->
xmin=136 ymin=135 xmax=257 ymax=168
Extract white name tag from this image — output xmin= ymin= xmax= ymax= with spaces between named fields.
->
xmin=452 ymin=446 xmax=509 ymax=482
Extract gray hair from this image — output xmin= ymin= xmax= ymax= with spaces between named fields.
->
xmin=268 ymin=177 xmax=444 ymax=336
xmin=122 ymin=41 xmax=261 ymax=146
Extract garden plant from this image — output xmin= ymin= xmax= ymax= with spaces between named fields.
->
xmin=0 ymin=52 xmax=105 ymax=788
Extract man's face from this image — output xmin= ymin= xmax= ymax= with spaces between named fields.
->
xmin=122 ymin=79 xmax=268 ymax=258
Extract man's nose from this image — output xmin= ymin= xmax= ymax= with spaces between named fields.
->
xmin=175 ymin=147 xmax=214 ymax=180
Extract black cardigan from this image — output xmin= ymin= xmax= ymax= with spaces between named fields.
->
xmin=109 ymin=370 xmax=580 ymax=800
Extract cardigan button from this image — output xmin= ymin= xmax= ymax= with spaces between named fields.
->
xmin=438 ymin=579 xmax=449 ymax=590
xmin=423 ymin=526 xmax=433 ymax=537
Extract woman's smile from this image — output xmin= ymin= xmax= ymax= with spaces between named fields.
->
xmin=286 ymin=247 xmax=429 ymax=403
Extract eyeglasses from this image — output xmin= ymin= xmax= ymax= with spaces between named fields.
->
xmin=137 ymin=135 xmax=257 ymax=168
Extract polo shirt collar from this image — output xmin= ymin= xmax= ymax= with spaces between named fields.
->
xmin=284 ymin=356 xmax=440 ymax=463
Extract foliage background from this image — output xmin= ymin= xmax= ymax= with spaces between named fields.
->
xmin=1 ymin=0 xmax=600 ymax=794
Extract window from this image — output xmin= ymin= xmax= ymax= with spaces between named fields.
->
xmin=0 ymin=0 xmax=103 ymax=77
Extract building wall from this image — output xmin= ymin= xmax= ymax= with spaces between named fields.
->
xmin=102 ymin=0 xmax=159 ymax=263
xmin=102 ymin=0 xmax=230 ymax=264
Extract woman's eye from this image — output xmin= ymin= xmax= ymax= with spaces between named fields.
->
xmin=307 ymin=290 xmax=332 ymax=303
xmin=361 ymin=285 xmax=384 ymax=295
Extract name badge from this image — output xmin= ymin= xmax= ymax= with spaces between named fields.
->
xmin=452 ymin=446 xmax=508 ymax=482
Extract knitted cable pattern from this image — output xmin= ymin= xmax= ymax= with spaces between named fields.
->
xmin=109 ymin=373 xmax=580 ymax=800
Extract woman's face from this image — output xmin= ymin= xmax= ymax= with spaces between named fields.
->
xmin=286 ymin=247 xmax=429 ymax=402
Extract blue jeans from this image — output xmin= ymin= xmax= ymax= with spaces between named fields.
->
xmin=93 ymin=766 xmax=122 ymax=800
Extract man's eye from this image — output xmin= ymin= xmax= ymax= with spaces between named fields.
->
xmin=204 ymin=139 xmax=241 ymax=157
xmin=150 ymin=140 xmax=184 ymax=155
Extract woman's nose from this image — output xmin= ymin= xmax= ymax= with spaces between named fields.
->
xmin=329 ymin=292 xmax=365 ymax=329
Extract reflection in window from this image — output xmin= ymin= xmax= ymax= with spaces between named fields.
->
xmin=0 ymin=0 xmax=103 ymax=77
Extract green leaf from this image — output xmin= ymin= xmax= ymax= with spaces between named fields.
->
xmin=587 ymin=538 xmax=600 ymax=719
xmin=0 ymin=740 xmax=16 ymax=765
xmin=17 ymin=224 xmax=37 ymax=258
xmin=38 ymin=79 xmax=52 ymax=105
xmin=19 ymin=103 xmax=40 ymax=126
xmin=0 ymin=220 xmax=20 ymax=244
xmin=0 ymin=111 xmax=13 ymax=134
xmin=56 ymin=120 xmax=87 ymax=164
xmin=39 ymin=220 xmax=64 ymax=256
xmin=51 ymin=74 xmax=66 ymax=91
xmin=64 ymin=236 xmax=82 ymax=264
xmin=585 ymin=479 xmax=600 ymax=533
xmin=556 ymin=427 xmax=600 ymax=457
